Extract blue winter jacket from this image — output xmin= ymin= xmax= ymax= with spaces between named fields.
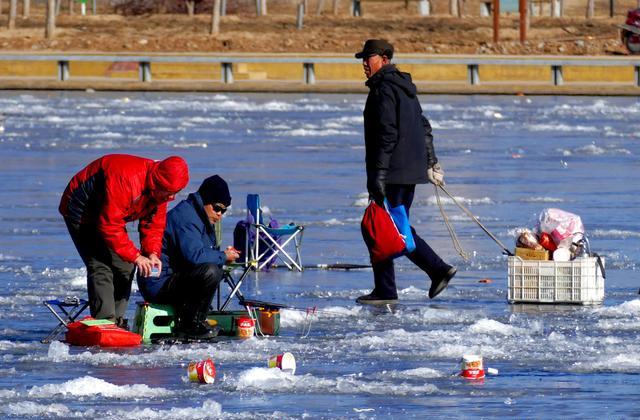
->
xmin=137 ymin=192 xmax=226 ymax=301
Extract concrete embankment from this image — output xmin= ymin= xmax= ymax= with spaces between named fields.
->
xmin=1 ymin=52 xmax=639 ymax=95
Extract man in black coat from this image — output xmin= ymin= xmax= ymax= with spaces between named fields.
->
xmin=355 ymin=39 xmax=457 ymax=304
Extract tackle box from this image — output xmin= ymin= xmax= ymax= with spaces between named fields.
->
xmin=507 ymin=256 xmax=605 ymax=305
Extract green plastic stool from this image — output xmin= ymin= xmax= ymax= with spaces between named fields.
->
xmin=133 ymin=302 xmax=176 ymax=343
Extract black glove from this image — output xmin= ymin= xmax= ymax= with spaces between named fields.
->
xmin=367 ymin=169 xmax=387 ymax=205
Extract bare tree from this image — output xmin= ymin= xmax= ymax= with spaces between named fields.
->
xmin=297 ymin=0 xmax=304 ymax=28
xmin=45 ymin=0 xmax=55 ymax=38
xmin=8 ymin=0 xmax=17 ymax=29
xmin=186 ymin=0 xmax=194 ymax=15
xmin=210 ymin=0 xmax=220 ymax=34
xmin=586 ymin=0 xmax=594 ymax=18
xmin=23 ymin=0 xmax=30 ymax=17
xmin=333 ymin=0 xmax=339 ymax=14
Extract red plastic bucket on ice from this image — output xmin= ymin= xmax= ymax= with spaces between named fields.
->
xmin=460 ymin=355 xmax=485 ymax=380
xmin=187 ymin=358 xmax=216 ymax=384
xmin=268 ymin=352 xmax=296 ymax=374
xmin=236 ymin=317 xmax=255 ymax=338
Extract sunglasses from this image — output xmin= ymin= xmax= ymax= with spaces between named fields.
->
xmin=212 ymin=203 xmax=227 ymax=214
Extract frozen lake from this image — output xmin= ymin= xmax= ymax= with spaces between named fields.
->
xmin=0 ymin=91 xmax=639 ymax=418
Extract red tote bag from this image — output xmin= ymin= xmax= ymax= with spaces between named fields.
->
xmin=361 ymin=201 xmax=406 ymax=263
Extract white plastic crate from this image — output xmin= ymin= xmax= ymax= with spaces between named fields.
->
xmin=507 ymin=256 xmax=605 ymax=305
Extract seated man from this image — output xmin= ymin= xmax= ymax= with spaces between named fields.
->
xmin=137 ymin=175 xmax=240 ymax=340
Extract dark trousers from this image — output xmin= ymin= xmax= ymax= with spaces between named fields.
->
xmin=370 ymin=184 xmax=451 ymax=299
xmin=154 ymin=263 xmax=223 ymax=327
xmin=64 ymin=218 xmax=134 ymax=321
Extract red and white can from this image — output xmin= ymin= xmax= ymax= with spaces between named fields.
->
xmin=460 ymin=354 xmax=485 ymax=380
xmin=236 ymin=317 xmax=255 ymax=338
xmin=268 ymin=352 xmax=296 ymax=374
xmin=187 ymin=358 xmax=216 ymax=384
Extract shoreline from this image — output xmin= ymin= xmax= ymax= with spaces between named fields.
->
xmin=1 ymin=52 xmax=639 ymax=95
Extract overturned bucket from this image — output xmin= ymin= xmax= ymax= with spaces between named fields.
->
xmin=188 ymin=358 xmax=216 ymax=384
xmin=236 ymin=317 xmax=255 ymax=338
xmin=268 ymin=352 xmax=296 ymax=374
xmin=460 ymin=354 xmax=485 ymax=380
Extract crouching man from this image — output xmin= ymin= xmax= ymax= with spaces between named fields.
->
xmin=137 ymin=175 xmax=240 ymax=340
xmin=59 ymin=154 xmax=190 ymax=326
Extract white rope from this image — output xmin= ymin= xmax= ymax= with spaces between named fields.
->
xmin=434 ymin=184 xmax=471 ymax=261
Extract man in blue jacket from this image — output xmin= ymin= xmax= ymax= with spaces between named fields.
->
xmin=355 ymin=39 xmax=457 ymax=305
xmin=137 ymin=175 xmax=240 ymax=339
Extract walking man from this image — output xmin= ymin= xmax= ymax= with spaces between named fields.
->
xmin=355 ymin=39 xmax=457 ymax=304
xmin=137 ymin=175 xmax=240 ymax=340
xmin=59 ymin=154 xmax=189 ymax=325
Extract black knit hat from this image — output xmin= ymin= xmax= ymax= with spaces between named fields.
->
xmin=355 ymin=39 xmax=394 ymax=59
xmin=198 ymin=175 xmax=231 ymax=206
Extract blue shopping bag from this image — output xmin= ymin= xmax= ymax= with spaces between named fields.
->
xmin=385 ymin=199 xmax=416 ymax=254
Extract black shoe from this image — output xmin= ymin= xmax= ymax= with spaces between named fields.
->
xmin=176 ymin=321 xmax=219 ymax=340
xmin=356 ymin=292 xmax=398 ymax=305
xmin=116 ymin=317 xmax=129 ymax=331
xmin=429 ymin=266 xmax=457 ymax=299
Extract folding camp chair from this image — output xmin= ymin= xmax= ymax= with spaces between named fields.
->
xmin=215 ymin=265 xmax=253 ymax=311
xmin=41 ymin=296 xmax=89 ymax=343
xmin=215 ymin=265 xmax=286 ymax=314
xmin=244 ymin=194 xmax=304 ymax=271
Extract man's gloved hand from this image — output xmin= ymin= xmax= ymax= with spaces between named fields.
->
xmin=427 ymin=163 xmax=445 ymax=186
xmin=367 ymin=169 xmax=387 ymax=205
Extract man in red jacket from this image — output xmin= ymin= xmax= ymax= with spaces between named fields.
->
xmin=59 ymin=154 xmax=189 ymax=325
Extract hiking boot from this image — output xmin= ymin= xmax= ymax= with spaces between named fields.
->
xmin=429 ymin=266 xmax=457 ymax=299
xmin=356 ymin=292 xmax=398 ymax=305
xmin=176 ymin=321 xmax=219 ymax=340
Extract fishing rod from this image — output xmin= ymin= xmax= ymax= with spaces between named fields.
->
xmin=437 ymin=184 xmax=514 ymax=257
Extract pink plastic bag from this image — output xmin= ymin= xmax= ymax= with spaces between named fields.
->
xmin=538 ymin=208 xmax=584 ymax=245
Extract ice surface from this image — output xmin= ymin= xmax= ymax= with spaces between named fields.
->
xmin=0 ymin=92 xmax=639 ymax=417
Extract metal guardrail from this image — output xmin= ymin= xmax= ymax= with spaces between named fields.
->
xmin=1 ymin=54 xmax=640 ymax=86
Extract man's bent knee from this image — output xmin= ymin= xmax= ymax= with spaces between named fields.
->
xmin=197 ymin=263 xmax=223 ymax=283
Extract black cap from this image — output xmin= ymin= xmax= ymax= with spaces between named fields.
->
xmin=198 ymin=175 xmax=231 ymax=207
xmin=355 ymin=39 xmax=394 ymax=59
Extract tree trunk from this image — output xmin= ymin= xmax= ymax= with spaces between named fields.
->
xmin=586 ymin=0 xmax=594 ymax=18
xmin=332 ymin=0 xmax=339 ymax=14
xmin=0 ymin=0 xmax=3 ymax=17
xmin=210 ymin=0 xmax=220 ymax=34
xmin=23 ymin=0 xmax=29 ymax=17
xmin=186 ymin=0 xmax=195 ymax=16
xmin=449 ymin=0 xmax=458 ymax=16
xmin=45 ymin=0 xmax=55 ymax=38
xmin=261 ymin=0 xmax=267 ymax=15
xmin=68 ymin=0 xmax=73 ymax=14
xmin=296 ymin=1 xmax=304 ymax=28
xmin=8 ymin=0 xmax=17 ymax=29
xmin=316 ymin=0 xmax=324 ymax=14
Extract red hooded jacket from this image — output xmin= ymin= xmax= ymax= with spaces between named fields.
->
xmin=59 ymin=154 xmax=189 ymax=263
